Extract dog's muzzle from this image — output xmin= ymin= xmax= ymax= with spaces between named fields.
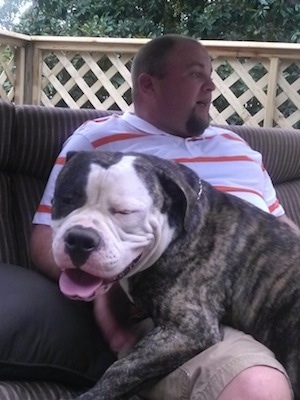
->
xmin=64 ymin=225 xmax=100 ymax=268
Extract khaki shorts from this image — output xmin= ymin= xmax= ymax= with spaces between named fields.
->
xmin=126 ymin=320 xmax=293 ymax=400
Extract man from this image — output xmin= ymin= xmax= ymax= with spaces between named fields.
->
xmin=31 ymin=34 xmax=297 ymax=399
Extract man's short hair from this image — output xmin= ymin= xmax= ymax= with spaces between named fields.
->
xmin=131 ymin=34 xmax=200 ymax=98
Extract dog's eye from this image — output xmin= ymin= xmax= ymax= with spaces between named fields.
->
xmin=110 ymin=207 xmax=134 ymax=215
xmin=117 ymin=210 xmax=133 ymax=215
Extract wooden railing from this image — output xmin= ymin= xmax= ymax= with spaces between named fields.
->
xmin=1 ymin=30 xmax=300 ymax=128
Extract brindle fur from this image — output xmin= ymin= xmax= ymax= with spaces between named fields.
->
xmin=54 ymin=152 xmax=300 ymax=400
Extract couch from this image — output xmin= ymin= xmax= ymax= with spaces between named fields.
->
xmin=0 ymin=99 xmax=300 ymax=399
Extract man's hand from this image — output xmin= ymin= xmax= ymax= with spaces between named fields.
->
xmin=93 ymin=283 xmax=141 ymax=353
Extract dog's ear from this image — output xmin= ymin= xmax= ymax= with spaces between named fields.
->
xmin=146 ymin=156 xmax=199 ymax=231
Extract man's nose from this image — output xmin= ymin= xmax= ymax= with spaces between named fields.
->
xmin=205 ymin=76 xmax=216 ymax=92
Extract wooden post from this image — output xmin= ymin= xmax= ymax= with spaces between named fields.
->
xmin=14 ymin=46 xmax=25 ymax=104
xmin=264 ymin=57 xmax=279 ymax=127
xmin=22 ymin=41 xmax=35 ymax=104
xmin=31 ymin=44 xmax=42 ymax=105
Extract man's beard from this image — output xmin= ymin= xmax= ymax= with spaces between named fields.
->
xmin=186 ymin=110 xmax=209 ymax=137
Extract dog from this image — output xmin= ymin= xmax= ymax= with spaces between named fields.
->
xmin=51 ymin=150 xmax=300 ymax=400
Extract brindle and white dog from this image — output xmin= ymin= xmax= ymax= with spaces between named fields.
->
xmin=51 ymin=151 xmax=300 ymax=400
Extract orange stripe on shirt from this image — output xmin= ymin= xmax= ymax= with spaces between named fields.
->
xmin=214 ymin=185 xmax=264 ymax=199
xmin=173 ymin=155 xmax=255 ymax=163
xmin=91 ymin=132 xmax=151 ymax=148
xmin=37 ymin=204 xmax=52 ymax=214
xmin=220 ymin=133 xmax=247 ymax=143
xmin=55 ymin=156 xmax=66 ymax=165
xmin=268 ymin=199 xmax=280 ymax=213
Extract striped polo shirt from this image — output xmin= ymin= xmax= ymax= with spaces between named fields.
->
xmin=33 ymin=111 xmax=284 ymax=225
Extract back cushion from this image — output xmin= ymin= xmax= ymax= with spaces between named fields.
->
xmin=0 ymin=102 xmax=18 ymax=264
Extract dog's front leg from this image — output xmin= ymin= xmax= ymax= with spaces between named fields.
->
xmin=73 ymin=324 xmax=216 ymax=400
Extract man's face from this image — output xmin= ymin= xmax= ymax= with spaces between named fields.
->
xmin=152 ymin=42 xmax=215 ymax=138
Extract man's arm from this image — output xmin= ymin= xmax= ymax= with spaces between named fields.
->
xmin=30 ymin=224 xmax=61 ymax=281
xmin=277 ymin=214 xmax=300 ymax=235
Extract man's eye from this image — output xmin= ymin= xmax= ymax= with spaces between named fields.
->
xmin=191 ymin=71 xmax=201 ymax=78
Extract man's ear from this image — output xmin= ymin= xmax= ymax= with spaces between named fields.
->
xmin=66 ymin=151 xmax=77 ymax=162
xmin=138 ymin=73 xmax=155 ymax=96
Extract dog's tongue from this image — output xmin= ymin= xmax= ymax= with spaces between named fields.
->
xmin=59 ymin=269 xmax=110 ymax=300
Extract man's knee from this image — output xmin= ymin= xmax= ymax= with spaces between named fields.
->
xmin=218 ymin=366 xmax=293 ymax=400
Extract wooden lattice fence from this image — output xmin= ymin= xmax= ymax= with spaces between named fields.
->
xmin=1 ymin=31 xmax=300 ymax=128
xmin=40 ymin=50 xmax=133 ymax=110
xmin=0 ymin=45 xmax=14 ymax=102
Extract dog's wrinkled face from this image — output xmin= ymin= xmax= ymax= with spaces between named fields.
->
xmin=51 ymin=152 xmax=175 ymax=301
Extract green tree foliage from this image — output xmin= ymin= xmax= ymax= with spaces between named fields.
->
xmin=0 ymin=0 xmax=30 ymax=30
xmin=11 ymin=0 xmax=300 ymax=42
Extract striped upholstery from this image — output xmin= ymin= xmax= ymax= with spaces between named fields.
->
xmin=0 ymin=381 xmax=142 ymax=400
xmin=0 ymin=380 xmax=82 ymax=399
xmin=0 ymin=174 xmax=17 ymax=265
xmin=0 ymin=100 xmax=13 ymax=169
xmin=1 ymin=101 xmax=300 ymax=399
xmin=0 ymin=102 xmax=16 ymax=265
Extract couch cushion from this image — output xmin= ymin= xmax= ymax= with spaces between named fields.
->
xmin=0 ymin=102 xmax=18 ymax=265
xmin=0 ymin=174 xmax=19 ymax=265
xmin=9 ymin=105 xmax=113 ymax=178
xmin=0 ymin=264 xmax=116 ymax=388
xmin=275 ymin=180 xmax=300 ymax=228
xmin=0 ymin=100 xmax=14 ymax=169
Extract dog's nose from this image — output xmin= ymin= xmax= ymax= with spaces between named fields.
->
xmin=64 ymin=226 xmax=100 ymax=268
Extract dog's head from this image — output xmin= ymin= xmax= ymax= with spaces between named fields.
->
xmin=51 ymin=151 xmax=199 ymax=300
